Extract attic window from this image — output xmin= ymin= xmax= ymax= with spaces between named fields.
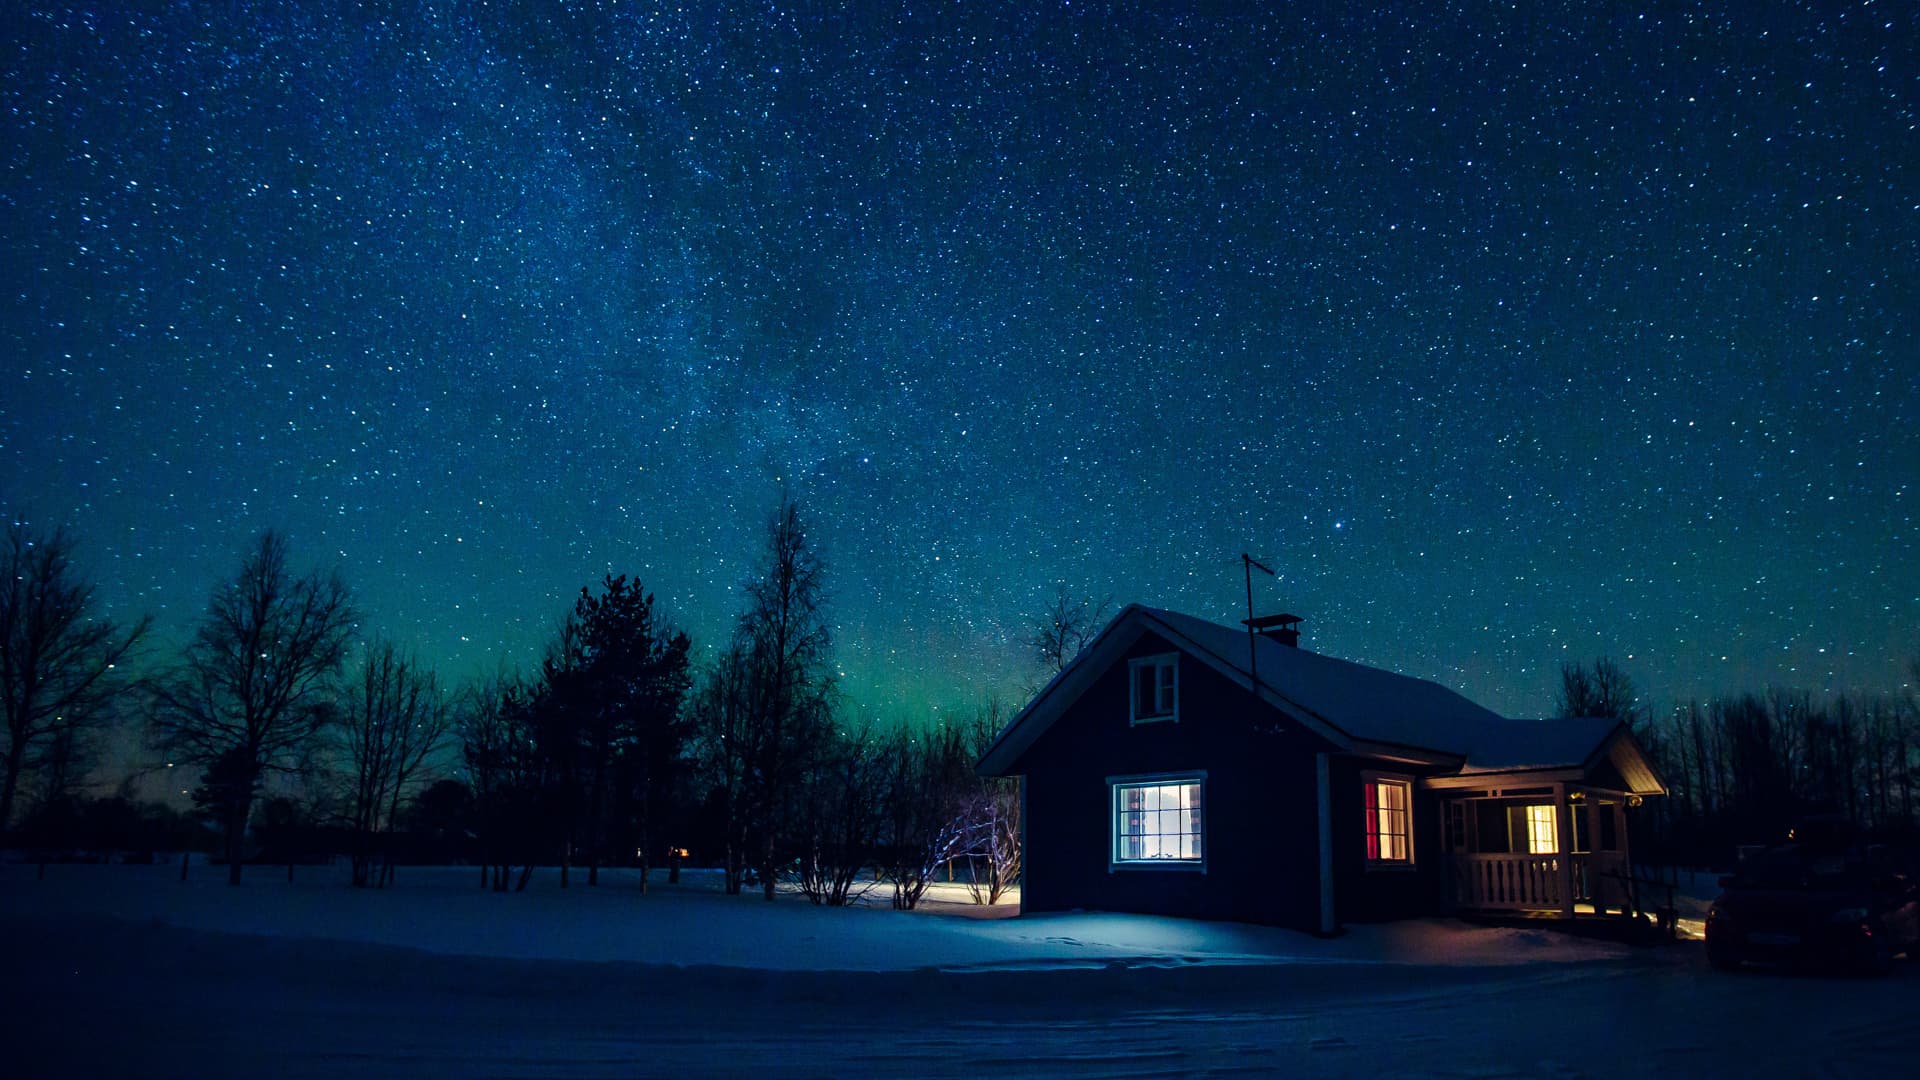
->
xmin=1129 ymin=654 xmax=1178 ymax=724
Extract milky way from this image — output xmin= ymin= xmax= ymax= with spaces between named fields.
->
xmin=4 ymin=3 xmax=1915 ymax=720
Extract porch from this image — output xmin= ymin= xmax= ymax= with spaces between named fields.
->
xmin=1429 ymin=781 xmax=1642 ymax=918
xmin=1445 ymin=851 xmax=1633 ymax=915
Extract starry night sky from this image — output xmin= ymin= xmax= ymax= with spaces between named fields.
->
xmin=4 ymin=2 xmax=1915 ymax=722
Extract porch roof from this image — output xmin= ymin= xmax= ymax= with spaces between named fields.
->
xmin=1453 ymin=715 xmax=1621 ymax=773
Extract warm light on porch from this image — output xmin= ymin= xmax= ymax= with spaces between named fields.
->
xmin=1525 ymin=805 xmax=1558 ymax=855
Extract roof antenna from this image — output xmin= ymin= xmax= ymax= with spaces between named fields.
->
xmin=1242 ymin=553 xmax=1276 ymax=691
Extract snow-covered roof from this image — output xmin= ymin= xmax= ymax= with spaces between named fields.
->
xmin=1139 ymin=606 xmax=1509 ymax=756
xmin=979 ymin=605 xmax=1662 ymax=792
xmin=1451 ymin=715 xmax=1622 ymax=773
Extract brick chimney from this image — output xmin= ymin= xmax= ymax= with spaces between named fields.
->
xmin=1242 ymin=612 xmax=1303 ymax=648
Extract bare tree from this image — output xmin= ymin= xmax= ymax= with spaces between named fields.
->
xmin=881 ymin=721 xmax=979 ymax=910
xmin=337 ymin=641 xmax=451 ymax=888
xmin=458 ymin=671 xmax=536 ymax=892
xmin=1896 ymin=658 xmax=1920 ymax=828
xmin=1 ymin=522 xmax=150 ymax=832
xmin=149 ymin=531 xmax=355 ymax=885
xmin=1030 ymin=586 xmax=1107 ymax=683
xmin=962 ymin=700 xmax=1021 ymax=905
xmin=735 ymin=498 xmax=836 ymax=900
xmin=793 ymin=718 xmax=886 ymax=907
xmin=376 ymin=659 xmax=451 ymax=887
xmin=692 ymin=644 xmax=754 ymax=894
xmin=1555 ymin=658 xmax=1644 ymax=728
xmin=971 ymin=789 xmax=1022 ymax=905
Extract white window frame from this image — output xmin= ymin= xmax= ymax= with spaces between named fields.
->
xmin=1128 ymin=653 xmax=1179 ymax=725
xmin=1108 ymin=771 xmax=1207 ymax=872
xmin=1362 ymin=771 xmax=1416 ymax=869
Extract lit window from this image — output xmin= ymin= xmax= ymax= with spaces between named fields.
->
xmin=1525 ymin=805 xmax=1558 ymax=854
xmin=1129 ymin=654 xmax=1178 ymax=724
xmin=1364 ymin=776 xmax=1413 ymax=864
xmin=1112 ymin=778 xmax=1203 ymax=864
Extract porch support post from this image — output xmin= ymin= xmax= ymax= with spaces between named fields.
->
xmin=1575 ymin=786 xmax=1599 ymax=915
xmin=1615 ymin=797 xmax=1635 ymax=917
xmin=1553 ymin=783 xmax=1576 ymax=917
xmin=1316 ymin=752 xmax=1335 ymax=935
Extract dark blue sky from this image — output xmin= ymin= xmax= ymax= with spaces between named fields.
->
xmin=4 ymin=2 xmax=1914 ymax=719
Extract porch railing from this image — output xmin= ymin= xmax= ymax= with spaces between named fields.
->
xmin=1447 ymin=851 xmax=1631 ymax=912
xmin=1450 ymin=853 xmax=1563 ymax=910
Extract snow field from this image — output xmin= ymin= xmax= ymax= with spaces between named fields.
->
xmin=0 ymin=861 xmax=1631 ymax=974
xmin=8 ymin=863 xmax=1919 ymax=1078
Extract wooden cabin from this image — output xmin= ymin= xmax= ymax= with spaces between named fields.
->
xmin=976 ymin=605 xmax=1666 ymax=934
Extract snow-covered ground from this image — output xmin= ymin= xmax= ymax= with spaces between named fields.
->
xmin=5 ymin=862 xmax=1916 ymax=1077
xmin=0 ymin=861 xmax=1627 ymax=971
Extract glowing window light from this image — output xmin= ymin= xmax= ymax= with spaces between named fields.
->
xmin=1526 ymin=804 xmax=1559 ymax=854
xmin=1111 ymin=779 xmax=1203 ymax=863
xmin=1365 ymin=777 xmax=1413 ymax=863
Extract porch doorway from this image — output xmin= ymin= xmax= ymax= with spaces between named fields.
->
xmin=1439 ymin=786 xmax=1632 ymax=916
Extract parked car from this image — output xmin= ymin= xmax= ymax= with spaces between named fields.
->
xmin=1706 ymin=843 xmax=1920 ymax=974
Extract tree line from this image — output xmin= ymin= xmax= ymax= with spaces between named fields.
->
xmin=1 ymin=501 xmax=1024 ymax=905
xmin=16 ymin=501 xmax=1916 ymax=889
xmin=1557 ymin=658 xmax=1920 ymax=867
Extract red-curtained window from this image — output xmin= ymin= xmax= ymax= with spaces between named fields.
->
xmin=1364 ymin=777 xmax=1412 ymax=863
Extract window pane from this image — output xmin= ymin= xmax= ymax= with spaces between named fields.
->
xmin=1526 ymin=805 xmax=1558 ymax=854
xmin=1112 ymin=781 xmax=1202 ymax=862
xmin=1366 ymin=779 xmax=1412 ymax=863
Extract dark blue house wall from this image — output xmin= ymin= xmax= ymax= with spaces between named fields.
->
xmin=1327 ymin=757 xmax=1447 ymax=922
xmin=1015 ymin=632 xmax=1335 ymax=931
